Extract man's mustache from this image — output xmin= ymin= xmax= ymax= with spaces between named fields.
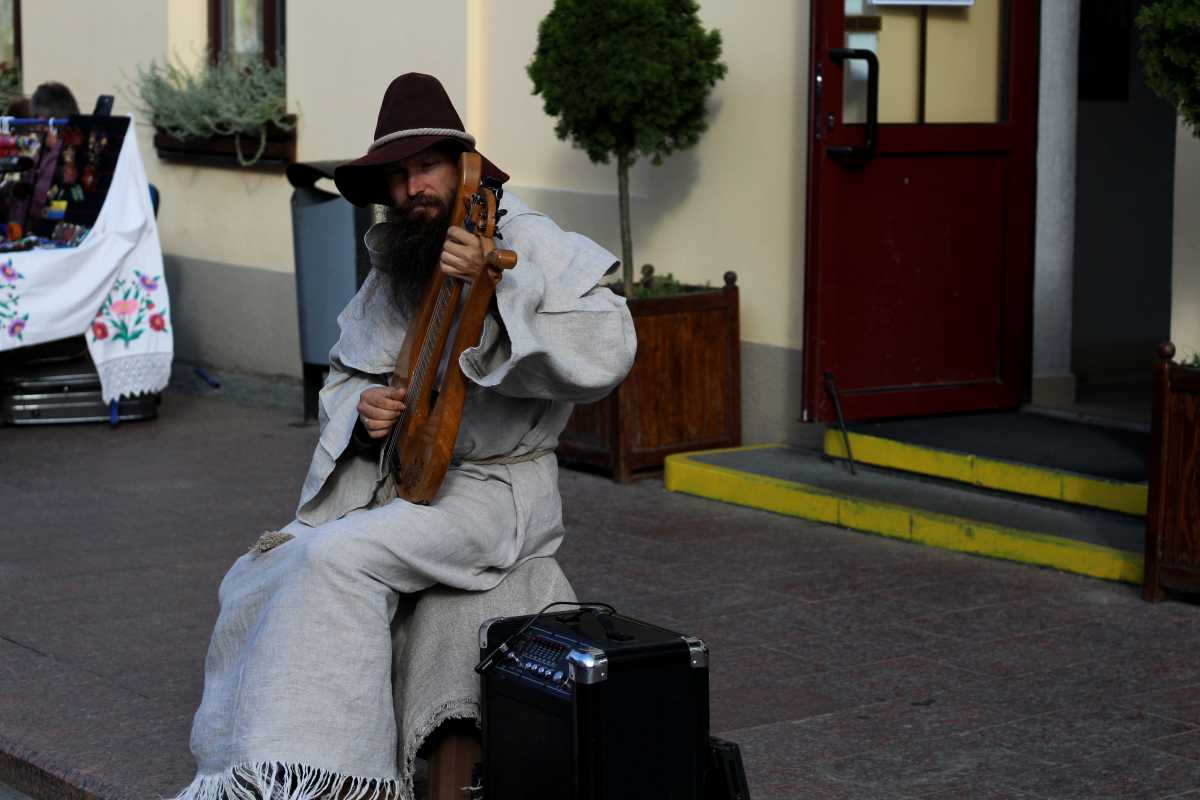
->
xmin=398 ymin=194 xmax=447 ymax=215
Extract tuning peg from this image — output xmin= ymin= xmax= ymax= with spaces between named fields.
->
xmin=496 ymin=209 xmax=508 ymax=218
xmin=494 ymin=231 xmax=503 ymax=240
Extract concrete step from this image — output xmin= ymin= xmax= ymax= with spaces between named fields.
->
xmin=665 ymin=444 xmax=1143 ymax=584
xmin=821 ymin=412 xmax=1149 ymax=516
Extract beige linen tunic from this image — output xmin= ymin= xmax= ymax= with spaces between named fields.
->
xmin=172 ymin=193 xmax=636 ymax=800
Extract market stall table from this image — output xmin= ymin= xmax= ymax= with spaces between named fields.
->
xmin=0 ymin=115 xmax=172 ymax=415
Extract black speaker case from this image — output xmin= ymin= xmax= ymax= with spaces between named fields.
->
xmin=480 ymin=610 xmax=710 ymax=800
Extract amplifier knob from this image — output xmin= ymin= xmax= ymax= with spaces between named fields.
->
xmin=553 ymin=670 xmax=564 ymax=683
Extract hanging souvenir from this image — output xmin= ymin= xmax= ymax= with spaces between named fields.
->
xmin=70 ymin=184 xmax=84 ymax=203
xmin=80 ymin=164 xmax=95 ymax=193
xmin=61 ymin=146 xmax=77 ymax=185
xmin=16 ymin=134 xmax=40 ymax=156
xmin=50 ymin=221 xmax=88 ymax=247
xmin=44 ymin=199 xmax=67 ymax=220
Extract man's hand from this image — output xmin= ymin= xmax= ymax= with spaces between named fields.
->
xmin=357 ymin=386 xmax=406 ymax=439
xmin=440 ymin=225 xmax=487 ymax=282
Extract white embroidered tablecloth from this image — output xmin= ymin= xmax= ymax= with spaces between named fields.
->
xmin=0 ymin=116 xmax=172 ymax=403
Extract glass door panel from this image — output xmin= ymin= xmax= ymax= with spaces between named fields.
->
xmin=843 ymin=0 xmax=1009 ymax=126
xmin=926 ymin=0 xmax=1006 ymax=122
xmin=844 ymin=1 xmax=920 ymax=124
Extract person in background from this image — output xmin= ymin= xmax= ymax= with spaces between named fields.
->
xmin=6 ymin=81 xmax=81 ymax=234
xmin=30 ymin=81 xmax=78 ymax=118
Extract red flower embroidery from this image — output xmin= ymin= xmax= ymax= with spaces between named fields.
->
xmin=92 ymin=321 xmax=108 ymax=340
xmin=149 ymin=313 xmax=166 ymax=331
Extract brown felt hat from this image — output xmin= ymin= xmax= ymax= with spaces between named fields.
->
xmin=334 ymin=73 xmax=508 ymax=207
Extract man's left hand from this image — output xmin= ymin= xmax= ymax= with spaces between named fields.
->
xmin=441 ymin=226 xmax=487 ymax=282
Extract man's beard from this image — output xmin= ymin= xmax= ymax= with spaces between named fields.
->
xmin=374 ymin=194 xmax=453 ymax=315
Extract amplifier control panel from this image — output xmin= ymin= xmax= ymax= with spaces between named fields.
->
xmin=497 ymin=630 xmax=590 ymax=696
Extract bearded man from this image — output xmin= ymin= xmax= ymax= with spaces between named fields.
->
xmin=171 ymin=74 xmax=636 ymax=800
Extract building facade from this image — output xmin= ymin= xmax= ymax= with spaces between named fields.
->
xmin=17 ymin=0 xmax=1200 ymax=440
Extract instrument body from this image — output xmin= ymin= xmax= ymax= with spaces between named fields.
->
xmin=379 ymin=152 xmax=516 ymax=504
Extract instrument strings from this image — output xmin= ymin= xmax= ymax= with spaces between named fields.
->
xmin=380 ymin=273 xmax=458 ymax=474
xmin=380 ymin=209 xmax=484 ymax=475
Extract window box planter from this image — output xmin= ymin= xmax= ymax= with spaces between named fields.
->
xmin=1144 ymin=342 xmax=1200 ymax=601
xmin=152 ymin=116 xmax=296 ymax=171
xmin=556 ymin=271 xmax=741 ymax=482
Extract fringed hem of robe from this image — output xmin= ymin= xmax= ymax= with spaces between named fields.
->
xmin=169 ymin=762 xmax=402 ymax=800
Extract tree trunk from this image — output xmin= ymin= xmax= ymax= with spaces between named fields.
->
xmin=617 ymin=150 xmax=634 ymax=296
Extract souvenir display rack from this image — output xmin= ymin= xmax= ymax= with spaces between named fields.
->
xmin=0 ymin=114 xmax=130 ymax=252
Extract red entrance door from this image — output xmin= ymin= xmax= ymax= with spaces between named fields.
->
xmin=804 ymin=0 xmax=1039 ymax=422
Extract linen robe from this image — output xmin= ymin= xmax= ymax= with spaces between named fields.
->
xmin=172 ymin=193 xmax=636 ymax=800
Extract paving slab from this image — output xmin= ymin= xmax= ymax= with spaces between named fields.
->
xmin=2 ymin=386 xmax=1200 ymax=799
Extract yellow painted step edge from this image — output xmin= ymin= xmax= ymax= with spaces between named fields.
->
xmin=823 ymin=429 xmax=1148 ymax=517
xmin=664 ymin=449 xmax=1143 ymax=585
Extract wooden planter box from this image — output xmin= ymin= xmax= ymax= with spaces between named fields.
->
xmin=556 ymin=272 xmax=741 ymax=482
xmin=1144 ymin=342 xmax=1200 ymax=601
xmin=153 ymin=117 xmax=296 ymax=171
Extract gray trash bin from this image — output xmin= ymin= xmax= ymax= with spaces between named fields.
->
xmin=286 ymin=161 xmax=374 ymax=421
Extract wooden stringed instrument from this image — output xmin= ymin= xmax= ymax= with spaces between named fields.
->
xmin=378 ymin=152 xmax=518 ymax=504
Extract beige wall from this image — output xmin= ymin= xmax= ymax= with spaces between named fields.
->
xmin=1173 ymin=122 xmax=1200 ymax=361
xmin=22 ymin=2 xmax=167 ymax=112
xmin=472 ymin=0 xmax=808 ymax=350
xmin=289 ymin=3 xmax=469 ymax=165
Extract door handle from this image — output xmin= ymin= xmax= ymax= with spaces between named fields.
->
xmin=827 ymin=48 xmax=879 ymax=163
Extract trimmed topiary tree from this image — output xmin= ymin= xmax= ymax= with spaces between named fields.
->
xmin=1138 ymin=0 xmax=1200 ymax=135
xmin=528 ymin=0 xmax=726 ymax=295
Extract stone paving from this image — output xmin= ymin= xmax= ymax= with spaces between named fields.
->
xmin=3 ymin=387 xmax=1200 ymax=799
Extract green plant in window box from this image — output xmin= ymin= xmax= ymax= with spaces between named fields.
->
xmin=131 ymin=55 xmax=295 ymax=167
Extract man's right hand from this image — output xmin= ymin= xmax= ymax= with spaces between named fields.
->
xmin=357 ymin=386 xmax=407 ymax=439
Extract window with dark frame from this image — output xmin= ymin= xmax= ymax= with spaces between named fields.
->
xmin=208 ymin=0 xmax=284 ymax=65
